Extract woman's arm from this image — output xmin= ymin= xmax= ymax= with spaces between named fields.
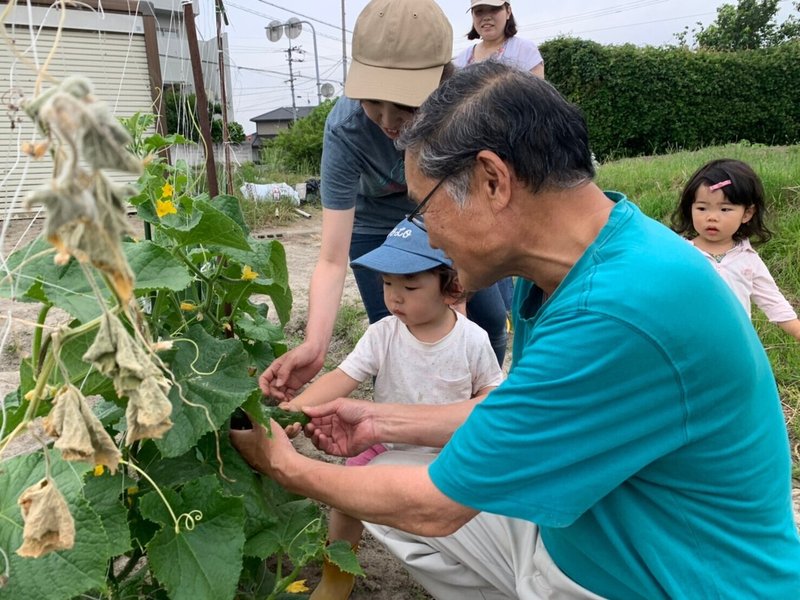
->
xmin=259 ymin=208 xmax=355 ymax=399
xmin=531 ymin=62 xmax=545 ymax=79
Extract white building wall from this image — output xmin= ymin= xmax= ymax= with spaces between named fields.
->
xmin=171 ymin=143 xmax=256 ymax=168
xmin=0 ymin=7 xmax=154 ymax=218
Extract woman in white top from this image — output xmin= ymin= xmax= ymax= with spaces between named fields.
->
xmin=454 ymin=0 xmax=544 ymax=78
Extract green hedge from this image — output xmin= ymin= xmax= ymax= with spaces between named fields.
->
xmin=540 ymin=38 xmax=800 ymax=160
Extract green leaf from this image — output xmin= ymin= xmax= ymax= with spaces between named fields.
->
xmin=211 ymin=194 xmax=249 ymax=236
xmin=0 ymin=452 xmax=110 ymax=600
xmin=155 ymin=326 xmax=260 ymax=457
xmin=82 ymin=470 xmax=132 ymax=556
xmin=158 ymin=199 xmax=251 ymax=251
xmin=222 ymin=239 xmax=292 ymax=325
xmin=0 ymin=239 xmax=105 ymax=322
xmin=235 ymin=309 xmax=284 ymax=343
xmin=251 ymin=499 xmax=325 ymax=568
xmin=144 ymin=132 xmax=192 ymax=153
xmin=0 ymin=358 xmax=38 ymax=433
xmin=124 ymin=240 xmax=193 ymax=292
xmin=256 ymin=499 xmax=327 ymax=566
xmin=53 ymin=325 xmax=116 ymax=398
xmin=135 ymin=437 xmax=217 ymax=489
xmin=326 ymin=540 xmax=365 ymax=576
xmin=142 ymin=476 xmax=246 ymax=600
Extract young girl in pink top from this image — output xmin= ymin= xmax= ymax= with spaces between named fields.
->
xmin=671 ymin=158 xmax=800 ymax=341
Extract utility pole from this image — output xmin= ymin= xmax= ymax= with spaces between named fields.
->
xmin=286 ymin=44 xmax=299 ymax=122
xmin=341 ymin=0 xmax=347 ymax=84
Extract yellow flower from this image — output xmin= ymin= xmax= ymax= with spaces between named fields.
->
xmin=156 ymin=198 xmax=177 ymax=218
xmin=180 ymin=301 xmax=197 ymax=311
xmin=93 ymin=465 xmax=105 ymax=477
xmin=241 ymin=265 xmax=258 ymax=281
xmin=285 ymin=580 xmax=310 ymax=593
xmin=127 ymin=486 xmax=139 ymax=496
xmin=161 ymin=182 xmax=174 ymax=198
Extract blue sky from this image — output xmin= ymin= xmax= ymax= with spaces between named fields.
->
xmin=192 ymin=0 xmax=796 ymax=131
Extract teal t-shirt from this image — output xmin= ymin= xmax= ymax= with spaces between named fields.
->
xmin=429 ymin=196 xmax=800 ymax=598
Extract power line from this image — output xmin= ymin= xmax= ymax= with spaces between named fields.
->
xmin=517 ymin=0 xmax=670 ymax=33
xmin=226 ymin=0 xmax=348 ymax=44
xmin=252 ymin=0 xmax=353 ymax=35
xmin=550 ymin=11 xmax=717 ymax=39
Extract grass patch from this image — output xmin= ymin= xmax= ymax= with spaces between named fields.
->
xmin=239 ymin=198 xmax=303 ymax=231
xmin=329 ymin=302 xmax=369 ymax=360
xmin=597 ymin=142 xmax=800 ymax=461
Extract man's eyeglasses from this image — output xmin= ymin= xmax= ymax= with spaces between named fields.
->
xmin=406 ymin=175 xmax=448 ymax=232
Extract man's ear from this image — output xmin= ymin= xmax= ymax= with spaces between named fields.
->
xmin=475 ymin=150 xmax=512 ymax=211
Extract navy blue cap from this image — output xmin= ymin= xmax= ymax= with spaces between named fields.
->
xmin=350 ymin=220 xmax=452 ymax=274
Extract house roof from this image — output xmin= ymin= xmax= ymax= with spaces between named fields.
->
xmin=251 ymin=106 xmax=315 ymax=122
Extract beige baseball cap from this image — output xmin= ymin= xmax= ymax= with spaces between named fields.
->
xmin=469 ymin=0 xmax=508 ymax=9
xmin=345 ymin=0 xmax=453 ymax=107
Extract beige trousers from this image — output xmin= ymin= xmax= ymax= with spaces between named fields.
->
xmin=364 ymin=451 xmax=606 ymax=600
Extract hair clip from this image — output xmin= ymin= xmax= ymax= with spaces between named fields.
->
xmin=708 ymin=179 xmax=732 ymax=192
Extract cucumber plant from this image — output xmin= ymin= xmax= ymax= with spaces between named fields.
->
xmin=0 ymin=80 xmax=359 ymax=600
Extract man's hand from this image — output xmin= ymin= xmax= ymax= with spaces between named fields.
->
xmin=304 ymin=398 xmax=379 ymax=457
xmin=259 ymin=342 xmax=326 ymax=400
xmin=229 ymin=417 xmax=298 ymax=482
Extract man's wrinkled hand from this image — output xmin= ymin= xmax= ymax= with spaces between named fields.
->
xmin=229 ymin=416 xmax=297 ymax=480
xmin=304 ymin=398 xmax=378 ymax=457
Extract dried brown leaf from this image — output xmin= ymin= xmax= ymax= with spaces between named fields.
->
xmin=16 ymin=479 xmax=75 ymax=558
xmin=42 ymin=384 xmax=121 ymax=474
xmin=125 ymin=373 xmax=174 ymax=444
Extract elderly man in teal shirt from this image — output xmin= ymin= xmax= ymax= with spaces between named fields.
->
xmin=232 ymin=61 xmax=800 ymax=599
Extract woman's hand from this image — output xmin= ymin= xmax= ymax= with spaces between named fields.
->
xmin=259 ymin=342 xmax=326 ymax=400
xmin=304 ymin=398 xmax=379 ymax=457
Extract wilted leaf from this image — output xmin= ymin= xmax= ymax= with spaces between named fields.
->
xmin=0 ymin=452 xmax=110 ymax=600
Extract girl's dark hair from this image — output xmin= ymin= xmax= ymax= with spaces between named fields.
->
xmin=429 ymin=265 xmax=465 ymax=302
xmin=466 ymin=4 xmax=517 ymax=40
xmin=670 ymin=158 xmax=772 ymax=245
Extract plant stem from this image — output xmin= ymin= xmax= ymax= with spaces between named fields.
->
xmin=175 ymin=249 xmax=210 ymax=283
xmin=268 ymin=563 xmax=304 ymax=600
xmin=31 ymin=304 xmax=51 ymax=365
xmin=113 ymin=548 xmax=144 ymax=586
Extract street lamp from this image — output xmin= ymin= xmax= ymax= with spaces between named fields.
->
xmin=266 ymin=17 xmax=322 ymax=105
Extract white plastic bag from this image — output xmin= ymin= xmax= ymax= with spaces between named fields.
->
xmin=239 ymin=182 xmax=300 ymax=206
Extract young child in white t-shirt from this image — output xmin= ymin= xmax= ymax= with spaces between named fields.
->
xmin=282 ymin=219 xmax=504 ymax=600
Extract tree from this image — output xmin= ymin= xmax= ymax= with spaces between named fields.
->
xmin=265 ymin=99 xmax=337 ymax=173
xmin=163 ymin=88 xmax=246 ymax=144
xmin=675 ymin=0 xmax=800 ymax=50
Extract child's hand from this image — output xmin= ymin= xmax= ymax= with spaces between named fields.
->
xmin=278 ymin=401 xmax=306 ymax=438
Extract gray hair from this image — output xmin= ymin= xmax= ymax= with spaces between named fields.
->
xmin=397 ymin=61 xmax=595 ymax=205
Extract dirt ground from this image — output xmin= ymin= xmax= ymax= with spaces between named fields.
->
xmin=2 ymin=211 xmax=799 ymax=599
